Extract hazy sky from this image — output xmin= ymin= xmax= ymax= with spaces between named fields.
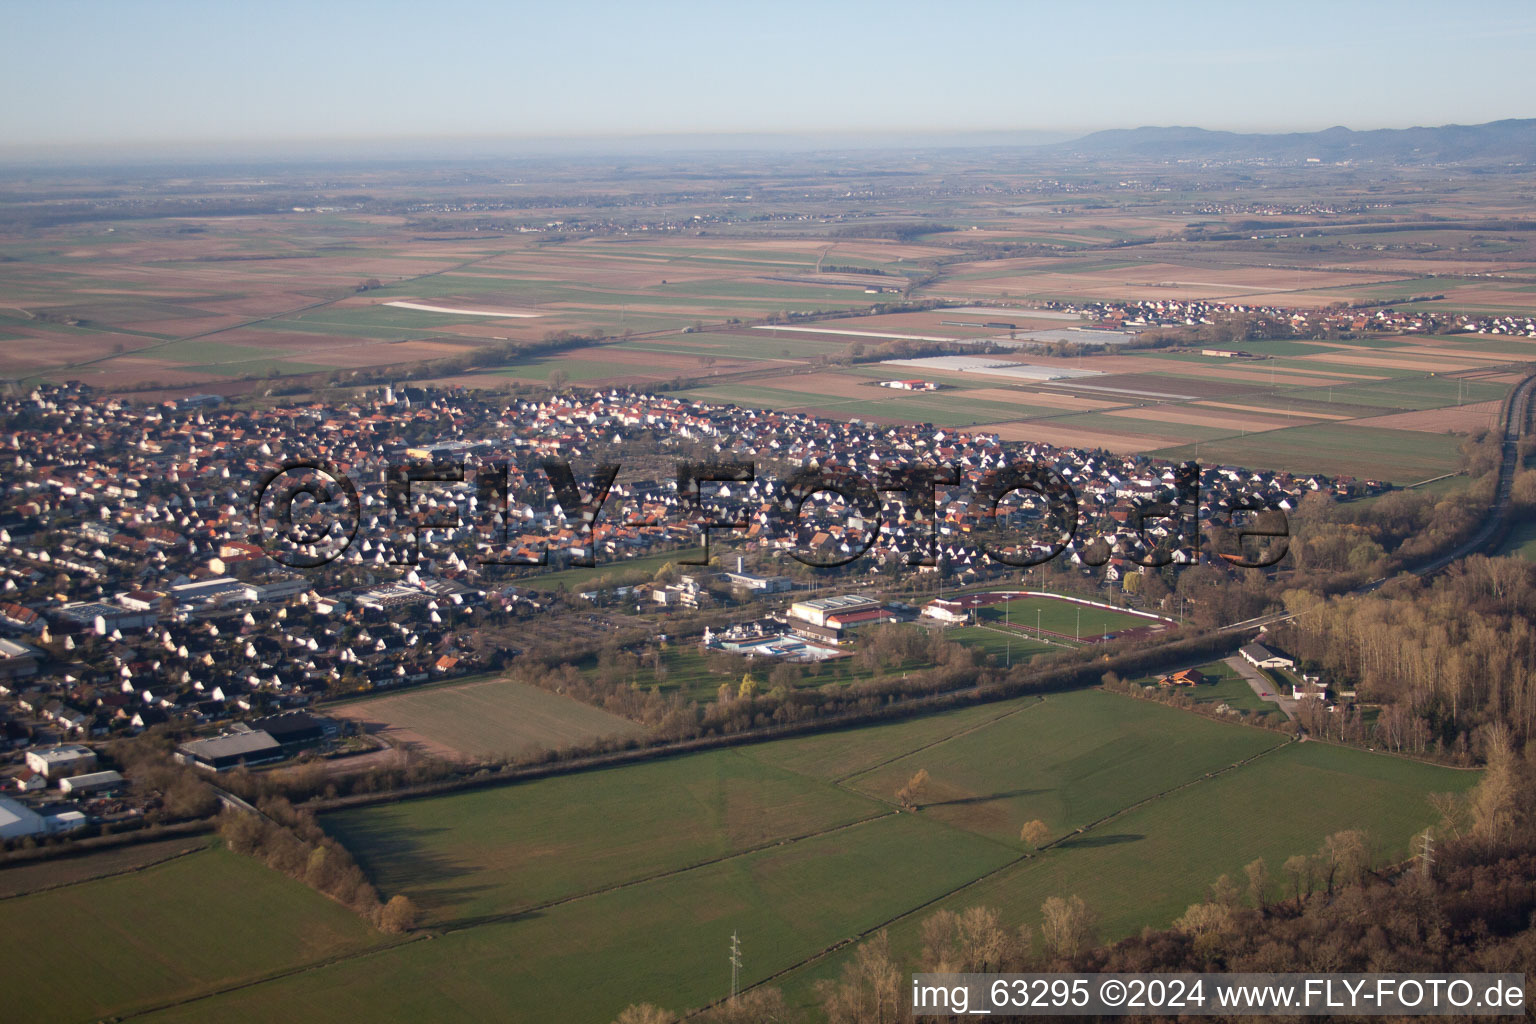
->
xmin=6 ymin=0 xmax=1535 ymax=150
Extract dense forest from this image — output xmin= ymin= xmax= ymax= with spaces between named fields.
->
xmin=1272 ymin=555 xmax=1536 ymax=754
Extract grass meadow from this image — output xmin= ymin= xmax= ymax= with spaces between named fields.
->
xmin=11 ymin=689 xmax=1475 ymax=1024
xmin=0 ymin=847 xmax=392 ymax=1024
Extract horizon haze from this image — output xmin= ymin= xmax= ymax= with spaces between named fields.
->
xmin=5 ymin=0 xmax=1535 ymax=154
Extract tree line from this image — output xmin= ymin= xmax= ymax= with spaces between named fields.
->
xmin=218 ymin=796 xmax=419 ymax=934
xmin=1273 ymin=554 xmax=1536 ymax=755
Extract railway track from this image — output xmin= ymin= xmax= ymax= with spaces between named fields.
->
xmin=1223 ymin=368 xmax=1536 ymax=635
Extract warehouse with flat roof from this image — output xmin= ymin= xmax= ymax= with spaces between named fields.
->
xmin=0 ymin=796 xmax=45 ymax=840
xmin=788 ymin=594 xmax=878 ymax=628
xmin=176 ymin=730 xmax=284 ymax=772
xmin=59 ymin=770 xmax=125 ymax=795
xmin=25 ymin=744 xmax=97 ymax=779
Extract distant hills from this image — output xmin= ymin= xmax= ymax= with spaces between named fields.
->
xmin=1051 ymin=118 xmax=1536 ymax=164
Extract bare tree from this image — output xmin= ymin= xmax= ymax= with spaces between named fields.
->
xmin=1039 ymin=895 xmax=1097 ymax=960
xmin=1244 ymin=857 xmax=1270 ymax=912
xmin=1019 ymin=819 xmax=1051 ymax=850
xmin=375 ymin=894 xmax=420 ymax=934
xmin=1283 ymin=854 xmax=1313 ymax=911
xmin=700 ymin=987 xmax=792 ymax=1023
xmin=918 ymin=905 xmax=1026 ymax=974
xmin=1321 ymin=830 xmax=1372 ymax=892
xmin=1471 ymin=726 xmax=1518 ymax=843
xmin=817 ymin=931 xmax=903 ymax=1024
xmin=896 ymin=769 xmax=929 ymax=810
xmin=1174 ymin=901 xmax=1233 ymax=939
xmin=1208 ymin=872 xmax=1242 ymax=909
xmin=1428 ymin=792 xmax=1468 ymax=841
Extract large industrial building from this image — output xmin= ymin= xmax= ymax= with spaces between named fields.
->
xmin=788 ymin=595 xmax=879 ymax=628
xmin=0 ymin=796 xmax=44 ymax=840
xmin=176 ymin=730 xmax=284 ymax=772
xmin=0 ymin=797 xmax=85 ymax=840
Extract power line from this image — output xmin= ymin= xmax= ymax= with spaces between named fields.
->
xmin=729 ymin=930 xmax=742 ymax=1002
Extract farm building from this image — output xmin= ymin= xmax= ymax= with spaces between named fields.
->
xmin=879 ymin=379 xmax=939 ymax=391
xmin=1240 ymin=643 xmax=1295 ymax=671
xmin=25 ymin=744 xmax=96 ymax=779
xmin=177 ymin=730 xmax=284 ymax=772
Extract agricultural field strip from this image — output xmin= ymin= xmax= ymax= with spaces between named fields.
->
xmin=677 ymin=362 xmax=1507 ymax=455
xmin=114 ymin=699 xmax=1041 ymax=1016
xmin=112 ymin=699 xmax=1035 ymax=1021
xmin=254 ymin=316 xmax=523 ymax=342
xmin=748 ymin=726 xmax=1296 ymax=1000
xmin=743 ymin=846 xmax=1036 ymax=1000
xmin=21 ymin=248 xmax=512 ymax=381
xmin=25 ymin=791 xmax=860 ymax=1024
xmin=433 ymin=802 xmax=896 ymax=934
xmin=180 ymin=333 xmax=475 ymax=366
xmin=382 ymin=301 xmax=541 ymax=318
xmin=829 ymin=697 xmax=1046 ymax=786
xmin=107 ymin=922 xmax=425 ymax=1024
xmin=0 ymin=837 xmax=210 ymax=901
xmin=1 ymin=847 xmax=399 ymax=1024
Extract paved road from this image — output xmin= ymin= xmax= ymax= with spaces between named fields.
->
xmin=1225 ymin=656 xmax=1298 ymax=721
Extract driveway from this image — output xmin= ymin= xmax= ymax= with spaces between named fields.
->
xmin=1225 ymin=655 xmax=1299 ymax=721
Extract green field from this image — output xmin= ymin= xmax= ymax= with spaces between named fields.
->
xmin=670 ymin=381 xmax=1060 ymax=425
xmin=947 ymin=624 xmax=1059 ymax=662
xmin=0 ymin=846 xmax=390 ymax=1024
xmin=135 ymin=813 xmax=1012 ymax=1024
xmin=609 ymin=644 xmax=821 ymax=703
xmin=771 ymin=739 xmax=1479 ymax=1008
xmin=973 ymin=595 xmax=1160 ymax=639
xmin=330 ymin=678 xmax=644 ymax=760
xmin=1133 ymin=658 xmax=1273 ymax=714
xmin=149 ymin=339 xmax=288 ymax=363
xmin=1153 ymin=422 xmax=1465 ymax=484
xmin=0 ymin=834 xmax=209 ymax=899
xmin=573 ymin=636 xmax=929 ymax=707
xmin=196 ymin=357 xmax=334 ymax=377
xmin=735 ymin=697 xmax=1043 ymax=781
xmin=324 ymin=748 xmax=885 ymax=928
xmin=487 ymin=356 xmax=633 ymax=382
xmin=838 ymin=690 xmax=1284 ymax=844
xmin=1494 ymin=516 xmax=1536 ymax=561
xmin=514 ymin=546 xmax=706 ymax=590
xmin=1272 ymin=375 xmax=1507 ymax=411
xmin=15 ymin=688 xmax=1474 ymax=1024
